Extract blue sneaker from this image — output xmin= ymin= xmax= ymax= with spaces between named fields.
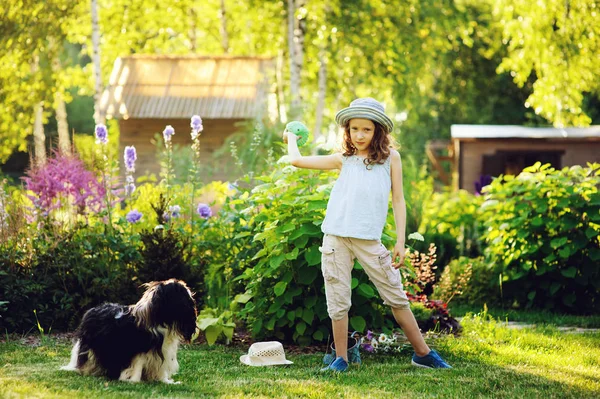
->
xmin=411 ymin=350 xmax=452 ymax=369
xmin=320 ymin=357 xmax=349 ymax=372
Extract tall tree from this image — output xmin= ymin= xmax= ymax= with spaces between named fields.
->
xmin=219 ymin=0 xmax=230 ymax=53
xmin=492 ymin=0 xmax=600 ymax=126
xmin=287 ymin=0 xmax=306 ymax=119
xmin=91 ymin=0 xmax=104 ymax=125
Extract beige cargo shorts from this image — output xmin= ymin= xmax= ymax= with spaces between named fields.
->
xmin=319 ymin=234 xmax=410 ymax=321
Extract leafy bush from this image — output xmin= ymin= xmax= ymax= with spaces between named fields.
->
xmin=419 ymin=189 xmax=485 ymax=270
xmin=194 ymin=308 xmax=236 ymax=345
xmin=0 ymin=226 xmax=142 ymax=332
xmin=232 ymin=162 xmax=432 ymax=345
xmin=481 ymin=162 xmax=600 ymax=312
xmin=433 ymin=256 xmax=501 ymax=307
xmin=233 ymin=165 xmax=336 ymax=345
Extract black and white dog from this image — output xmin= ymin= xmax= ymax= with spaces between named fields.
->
xmin=61 ymin=279 xmax=197 ymax=383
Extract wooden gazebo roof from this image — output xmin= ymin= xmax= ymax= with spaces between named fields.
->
xmin=99 ymin=55 xmax=273 ymax=120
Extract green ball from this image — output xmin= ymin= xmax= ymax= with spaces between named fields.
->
xmin=286 ymin=121 xmax=310 ymax=147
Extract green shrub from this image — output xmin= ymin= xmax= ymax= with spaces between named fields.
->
xmin=433 ymin=257 xmax=501 ymax=307
xmin=0 ymin=226 xmax=142 ymax=332
xmin=234 ymin=164 xmax=400 ymax=345
xmin=419 ymin=189 xmax=485 ymax=270
xmin=481 ymin=162 xmax=600 ymax=312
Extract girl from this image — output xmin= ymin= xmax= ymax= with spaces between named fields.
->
xmin=284 ymin=98 xmax=451 ymax=372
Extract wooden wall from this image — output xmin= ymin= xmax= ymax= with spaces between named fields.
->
xmin=457 ymin=139 xmax=600 ymax=193
xmin=119 ymin=117 xmax=246 ymax=182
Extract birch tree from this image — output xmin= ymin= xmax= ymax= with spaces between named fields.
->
xmin=219 ymin=0 xmax=230 ymax=53
xmin=91 ymin=0 xmax=104 ymax=125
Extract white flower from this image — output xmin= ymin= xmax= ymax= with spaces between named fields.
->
xmin=407 ymin=232 xmax=425 ymax=242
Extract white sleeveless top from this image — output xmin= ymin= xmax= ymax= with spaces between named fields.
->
xmin=321 ymin=155 xmax=391 ymax=240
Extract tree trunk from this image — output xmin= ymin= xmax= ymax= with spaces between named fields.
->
xmin=91 ymin=0 xmax=104 ymax=125
xmin=31 ymin=55 xmax=46 ymax=167
xmin=52 ymin=53 xmax=71 ymax=155
xmin=33 ymin=101 xmax=46 ymax=168
xmin=276 ymin=49 xmax=287 ymax=123
xmin=313 ymin=52 xmax=327 ymax=146
xmin=219 ymin=0 xmax=230 ymax=53
xmin=287 ymin=0 xmax=305 ymax=120
xmin=55 ymin=91 xmax=70 ymax=155
xmin=189 ymin=5 xmax=197 ymax=52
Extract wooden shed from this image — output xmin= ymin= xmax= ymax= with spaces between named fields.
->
xmin=451 ymin=125 xmax=600 ymax=193
xmin=99 ymin=55 xmax=274 ymax=180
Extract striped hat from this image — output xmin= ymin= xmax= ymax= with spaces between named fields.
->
xmin=335 ymin=97 xmax=394 ymax=134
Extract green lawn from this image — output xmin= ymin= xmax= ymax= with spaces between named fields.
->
xmin=1 ymin=313 xmax=599 ymax=398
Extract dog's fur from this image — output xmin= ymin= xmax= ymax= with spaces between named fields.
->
xmin=61 ymin=279 xmax=197 ymax=383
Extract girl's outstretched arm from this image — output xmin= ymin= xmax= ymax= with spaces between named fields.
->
xmin=284 ymin=131 xmax=342 ymax=170
xmin=390 ymin=149 xmax=407 ymax=268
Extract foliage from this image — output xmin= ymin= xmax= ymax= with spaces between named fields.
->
xmin=492 ymin=0 xmax=600 ymax=127
xmin=3 ymin=0 xmax=600 ymax=165
xmin=419 ymin=188 xmax=485 ymax=267
xmin=233 ymin=164 xmax=336 ymax=345
xmin=433 ymin=257 xmax=500 ymax=307
xmin=0 ymin=0 xmax=90 ymax=163
xmin=215 ymin=119 xmax=284 ymax=179
xmin=481 ymin=162 xmax=600 ymax=312
xmin=0 ymin=226 xmax=142 ymax=332
xmin=137 ymin=227 xmax=203 ymax=305
xmin=194 ymin=308 xmax=236 ymax=346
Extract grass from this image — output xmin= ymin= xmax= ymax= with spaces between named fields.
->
xmin=449 ymin=304 xmax=600 ymax=328
xmin=1 ymin=312 xmax=599 ymax=398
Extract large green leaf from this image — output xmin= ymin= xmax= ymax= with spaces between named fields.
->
xmin=296 ymin=321 xmax=307 ymax=335
xmin=204 ymin=325 xmax=223 ymax=345
xmin=357 ymin=283 xmax=375 ymax=298
xmin=273 ymin=281 xmax=287 ymax=296
xmin=560 ymin=267 xmax=577 ymax=278
xmin=350 ymin=316 xmax=366 ymax=332
xmin=304 ymin=246 xmax=322 ymax=266
xmin=297 ymin=267 xmax=319 ymax=285
xmin=197 ymin=317 xmax=220 ymax=331
xmin=302 ymin=308 xmax=314 ymax=324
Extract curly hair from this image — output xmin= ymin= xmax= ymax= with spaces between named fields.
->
xmin=341 ymin=120 xmax=393 ymax=169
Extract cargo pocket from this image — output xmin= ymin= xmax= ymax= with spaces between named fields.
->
xmin=319 ymin=247 xmax=338 ymax=282
xmin=378 ymin=250 xmax=401 ymax=286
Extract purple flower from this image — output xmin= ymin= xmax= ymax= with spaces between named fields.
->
xmin=164 ymin=205 xmax=181 ymax=221
xmin=126 ymin=209 xmax=142 ymax=223
xmin=362 ymin=343 xmax=374 ymax=353
xmin=163 ymin=125 xmax=175 ymax=143
xmin=366 ymin=330 xmax=373 ymax=341
xmin=169 ymin=205 xmax=181 ymax=218
xmin=124 ymin=146 xmax=137 ymax=172
xmin=191 ymin=115 xmax=203 ymax=139
xmin=124 ymin=182 xmax=136 ymax=196
xmin=196 ymin=203 xmax=212 ymax=218
xmin=95 ymin=124 xmax=108 ymax=144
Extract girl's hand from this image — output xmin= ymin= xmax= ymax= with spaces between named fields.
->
xmin=283 ymin=131 xmax=298 ymax=144
xmin=392 ymin=242 xmax=406 ymax=269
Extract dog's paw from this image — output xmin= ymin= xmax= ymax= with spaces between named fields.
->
xmin=161 ymin=378 xmax=181 ymax=384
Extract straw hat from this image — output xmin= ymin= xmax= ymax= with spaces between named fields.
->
xmin=335 ymin=97 xmax=394 ymax=133
xmin=239 ymin=341 xmax=293 ymax=366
